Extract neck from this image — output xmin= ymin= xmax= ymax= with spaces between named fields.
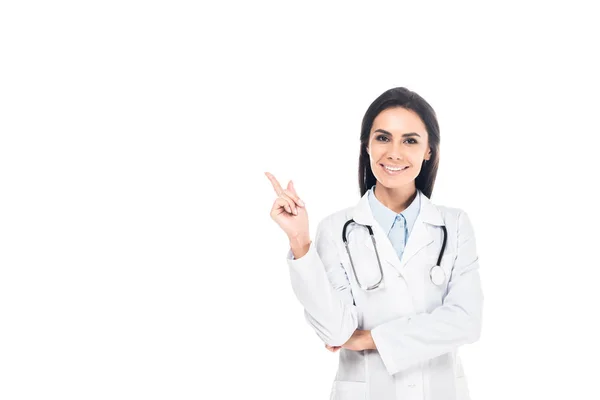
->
xmin=373 ymin=183 xmax=417 ymax=214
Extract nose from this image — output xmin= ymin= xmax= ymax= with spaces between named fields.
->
xmin=386 ymin=151 xmax=405 ymax=161
xmin=385 ymin=141 xmax=406 ymax=161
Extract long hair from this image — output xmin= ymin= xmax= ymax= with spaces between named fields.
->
xmin=358 ymin=87 xmax=441 ymax=199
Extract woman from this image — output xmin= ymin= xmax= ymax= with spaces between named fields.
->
xmin=265 ymin=87 xmax=483 ymax=400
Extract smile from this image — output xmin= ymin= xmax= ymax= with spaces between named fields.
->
xmin=381 ymin=164 xmax=409 ymax=174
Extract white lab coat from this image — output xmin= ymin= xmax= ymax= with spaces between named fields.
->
xmin=286 ymin=189 xmax=483 ymax=400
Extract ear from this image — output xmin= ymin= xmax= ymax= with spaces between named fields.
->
xmin=425 ymin=147 xmax=432 ymax=160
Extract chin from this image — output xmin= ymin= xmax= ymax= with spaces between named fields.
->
xmin=376 ymin=177 xmax=410 ymax=188
xmin=374 ymin=173 xmax=418 ymax=188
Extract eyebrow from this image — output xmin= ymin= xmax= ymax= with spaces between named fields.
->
xmin=374 ymin=129 xmax=421 ymax=138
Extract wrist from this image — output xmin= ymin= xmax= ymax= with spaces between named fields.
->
xmin=288 ymin=234 xmax=310 ymax=246
xmin=289 ymin=235 xmax=311 ymax=259
xmin=365 ymin=330 xmax=376 ymax=350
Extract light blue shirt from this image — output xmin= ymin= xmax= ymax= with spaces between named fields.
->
xmin=367 ymin=184 xmax=421 ymax=261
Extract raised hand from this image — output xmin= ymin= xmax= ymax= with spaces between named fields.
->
xmin=265 ymin=171 xmax=309 ymax=242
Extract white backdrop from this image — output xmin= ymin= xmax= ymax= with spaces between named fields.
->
xmin=1 ymin=1 xmax=599 ymax=399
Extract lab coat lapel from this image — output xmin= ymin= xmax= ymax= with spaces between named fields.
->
xmin=399 ymin=191 xmax=445 ymax=270
xmin=349 ymin=188 xmax=445 ymax=275
xmin=350 ymin=191 xmax=403 ymax=275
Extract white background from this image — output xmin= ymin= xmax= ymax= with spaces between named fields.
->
xmin=1 ymin=1 xmax=599 ymax=399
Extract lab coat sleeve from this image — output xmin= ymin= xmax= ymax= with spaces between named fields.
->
xmin=286 ymin=217 xmax=359 ymax=347
xmin=370 ymin=210 xmax=484 ymax=375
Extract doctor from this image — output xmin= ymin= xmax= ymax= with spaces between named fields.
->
xmin=265 ymin=87 xmax=483 ymax=400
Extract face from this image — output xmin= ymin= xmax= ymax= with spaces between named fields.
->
xmin=366 ymin=107 xmax=432 ymax=190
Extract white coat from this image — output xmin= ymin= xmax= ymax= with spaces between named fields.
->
xmin=286 ymin=188 xmax=483 ymax=400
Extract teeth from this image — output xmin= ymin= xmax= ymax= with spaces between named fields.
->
xmin=384 ymin=165 xmax=407 ymax=171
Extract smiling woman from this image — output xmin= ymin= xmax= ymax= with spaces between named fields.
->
xmin=266 ymin=87 xmax=482 ymax=400
xmin=358 ymin=89 xmax=440 ymax=203
xmin=363 ymin=106 xmax=435 ymax=211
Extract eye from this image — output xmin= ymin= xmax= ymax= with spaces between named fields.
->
xmin=375 ymin=135 xmax=419 ymax=144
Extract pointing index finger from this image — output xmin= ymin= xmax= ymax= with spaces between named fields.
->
xmin=264 ymin=172 xmax=284 ymax=195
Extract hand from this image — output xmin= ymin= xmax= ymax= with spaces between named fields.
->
xmin=324 ymin=330 xmax=375 ymax=353
xmin=325 ymin=345 xmax=342 ymax=352
xmin=265 ymin=171 xmax=309 ymax=241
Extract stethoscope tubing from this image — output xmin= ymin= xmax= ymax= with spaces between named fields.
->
xmin=342 ymin=220 xmax=384 ymax=290
xmin=342 ymin=219 xmax=447 ymax=290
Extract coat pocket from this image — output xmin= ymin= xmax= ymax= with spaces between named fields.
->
xmin=330 ymin=381 xmax=367 ymax=400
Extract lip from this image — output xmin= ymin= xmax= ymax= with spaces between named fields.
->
xmin=380 ymin=164 xmax=409 ymax=175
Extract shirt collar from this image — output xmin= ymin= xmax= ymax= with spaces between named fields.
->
xmin=367 ymin=184 xmax=421 ymax=235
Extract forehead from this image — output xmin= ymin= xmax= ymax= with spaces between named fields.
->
xmin=371 ymin=107 xmax=427 ymax=134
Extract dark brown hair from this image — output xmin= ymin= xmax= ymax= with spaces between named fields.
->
xmin=358 ymin=87 xmax=441 ymax=198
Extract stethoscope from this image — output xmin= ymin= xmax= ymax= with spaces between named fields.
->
xmin=342 ymin=219 xmax=448 ymax=291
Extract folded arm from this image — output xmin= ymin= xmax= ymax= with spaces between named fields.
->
xmin=371 ymin=210 xmax=484 ymax=375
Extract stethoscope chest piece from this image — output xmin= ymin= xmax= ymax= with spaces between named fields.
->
xmin=429 ymin=265 xmax=446 ymax=286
